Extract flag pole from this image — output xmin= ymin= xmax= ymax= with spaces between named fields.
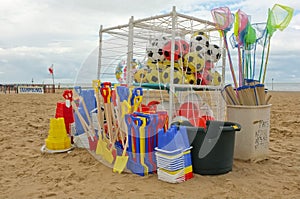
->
xmin=49 ymin=64 xmax=55 ymax=93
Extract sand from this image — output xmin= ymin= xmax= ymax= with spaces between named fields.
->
xmin=0 ymin=91 xmax=299 ymax=199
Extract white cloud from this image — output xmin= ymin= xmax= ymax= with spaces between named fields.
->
xmin=0 ymin=0 xmax=299 ymax=84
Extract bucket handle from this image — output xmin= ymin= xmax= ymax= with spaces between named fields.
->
xmin=198 ymin=121 xmax=240 ymax=159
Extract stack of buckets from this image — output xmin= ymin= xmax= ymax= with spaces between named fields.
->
xmin=45 ymin=117 xmax=71 ymax=150
xmin=155 ymin=125 xmax=193 ymax=183
xmin=45 ymin=92 xmax=74 ymax=151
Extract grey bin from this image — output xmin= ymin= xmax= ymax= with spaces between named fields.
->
xmin=172 ymin=120 xmax=241 ymax=175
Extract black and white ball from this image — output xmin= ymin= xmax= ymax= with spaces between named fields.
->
xmin=134 ymin=68 xmax=148 ymax=83
xmin=190 ymin=31 xmax=210 ymax=54
xmin=146 ymin=36 xmax=169 ymax=63
xmin=183 ymin=52 xmax=205 ymax=73
xmin=205 ymin=44 xmax=222 ymax=63
xmin=145 ymin=68 xmax=161 ymax=83
xmin=161 ymin=67 xmax=183 ymax=84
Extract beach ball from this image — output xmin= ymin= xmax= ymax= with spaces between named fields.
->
xmin=162 ymin=39 xmax=190 ymax=61
xmin=146 ymin=36 xmax=169 ymax=63
xmin=205 ymin=44 xmax=222 ymax=63
xmin=161 ymin=67 xmax=183 ymax=84
xmin=115 ymin=58 xmax=142 ymax=83
xmin=190 ymin=31 xmax=210 ymax=54
xmin=184 ymin=52 xmax=205 ymax=73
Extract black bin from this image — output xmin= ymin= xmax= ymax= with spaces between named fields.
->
xmin=173 ymin=120 xmax=241 ymax=175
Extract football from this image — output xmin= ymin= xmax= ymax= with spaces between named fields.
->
xmin=184 ymin=52 xmax=205 ymax=73
xmin=161 ymin=67 xmax=183 ymax=84
xmin=162 ymin=39 xmax=190 ymax=61
xmin=146 ymin=36 xmax=169 ymax=62
xmin=205 ymin=44 xmax=222 ymax=63
xmin=196 ymin=70 xmax=213 ymax=85
xmin=133 ymin=68 xmax=148 ymax=83
xmin=184 ymin=72 xmax=196 ymax=85
xmin=190 ymin=31 xmax=210 ymax=54
xmin=145 ymin=68 xmax=161 ymax=83
xmin=212 ymin=70 xmax=222 ymax=86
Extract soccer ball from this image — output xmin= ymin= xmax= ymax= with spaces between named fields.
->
xmin=212 ymin=70 xmax=222 ymax=86
xmin=205 ymin=44 xmax=222 ymax=63
xmin=190 ymin=31 xmax=210 ymax=54
xmin=196 ymin=70 xmax=213 ymax=85
xmin=145 ymin=68 xmax=161 ymax=83
xmin=184 ymin=73 xmax=196 ymax=85
xmin=184 ymin=52 xmax=205 ymax=73
xmin=162 ymin=59 xmax=183 ymax=71
xmin=205 ymin=60 xmax=214 ymax=70
xmin=146 ymin=36 xmax=169 ymax=62
xmin=134 ymin=68 xmax=148 ymax=83
xmin=162 ymin=39 xmax=190 ymax=61
xmin=161 ymin=67 xmax=183 ymax=84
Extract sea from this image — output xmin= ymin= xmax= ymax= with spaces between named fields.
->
xmin=59 ymin=82 xmax=300 ymax=92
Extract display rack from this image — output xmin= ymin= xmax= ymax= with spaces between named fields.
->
xmin=97 ymin=6 xmax=226 ymax=122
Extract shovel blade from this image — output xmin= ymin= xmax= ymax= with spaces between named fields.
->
xmin=88 ymin=136 xmax=98 ymax=152
xmin=95 ymin=139 xmax=106 ymax=156
xmin=103 ymin=147 xmax=114 ymax=164
xmin=113 ymin=156 xmax=129 ymax=174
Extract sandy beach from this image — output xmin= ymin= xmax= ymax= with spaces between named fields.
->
xmin=0 ymin=90 xmax=299 ymax=199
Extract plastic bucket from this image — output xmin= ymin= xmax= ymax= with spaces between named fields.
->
xmin=227 ymin=104 xmax=271 ymax=161
xmin=174 ymin=120 xmax=241 ymax=175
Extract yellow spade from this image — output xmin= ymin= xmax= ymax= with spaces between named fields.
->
xmin=92 ymin=80 xmax=107 ymax=157
xmin=113 ymin=131 xmax=129 ymax=174
xmin=100 ymin=87 xmax=116 ymax=164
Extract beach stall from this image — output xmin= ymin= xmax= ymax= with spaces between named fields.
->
xmin=41 ymin=4 xmax=294 ymax=183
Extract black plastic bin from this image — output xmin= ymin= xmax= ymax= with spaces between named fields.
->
xmin=173 ymin=120 xmax=241 ymax=175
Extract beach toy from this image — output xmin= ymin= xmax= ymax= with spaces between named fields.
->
xmin=259 ymin=4 xmax=294 ymax=83
xmin=234 ymin=9 xmax=249 ymax=86
xmin=178 ymin=102 xmax=200 ymax=127
xmin=133 ymin=112 xmax=158 ymax=173
xmin=92 ymin=80 xmax=107 ymax=157
xmin=45 ymin=118 xmax=71 ymax=150
xmin=80 ymin=96 xmax=98 ymax=151
xmin=125 ymin=114 xmax=147 ymax=176
xmin=155 ymin=146 xmax=193 ymax=183
xmin=72 ymin=101 xmax=97 ymax=151
xmin=130 ymin=87 xmax=143 ymax=112
xmin=113 ymin=86 xmax=131 ymax=174
xmin=138 ymin=117 xmax=149 ymax=176
xmin=100 ymin=87 xmax=116 ymax=164
xmin=211 ymin=6 xmax=237 ymax=88
xmin=113 ymin=136 xmax=129 ymax=174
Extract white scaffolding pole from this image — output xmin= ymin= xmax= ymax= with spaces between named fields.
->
xmin=97 ymin=25 xmax=103 ymax=80
xmin=168 ymin=6 xmax=177 ymax=125
xmin=126 ymin=16 xmax=134 ymax=85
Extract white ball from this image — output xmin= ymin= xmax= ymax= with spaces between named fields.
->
xmin=205 ymin=44 xmax=222 ymax=63
xmin=146 ymin=36 xmax=169 ymax=63
xmin=190 ymin=32 xmax=210 ymax=54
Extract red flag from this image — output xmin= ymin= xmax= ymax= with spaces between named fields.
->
xmin=48 ymin=64 xmax=53 ymax=74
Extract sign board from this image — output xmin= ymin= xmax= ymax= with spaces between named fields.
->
xmin=18 ymin=86 xmax=44 ymax=94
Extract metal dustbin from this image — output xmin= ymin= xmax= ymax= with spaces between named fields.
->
xmin=173 ymin=120 xmax=241 ymax=175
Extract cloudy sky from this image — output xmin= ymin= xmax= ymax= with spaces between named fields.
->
xmin=0 ymin=0 xmax=299 ymax=85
